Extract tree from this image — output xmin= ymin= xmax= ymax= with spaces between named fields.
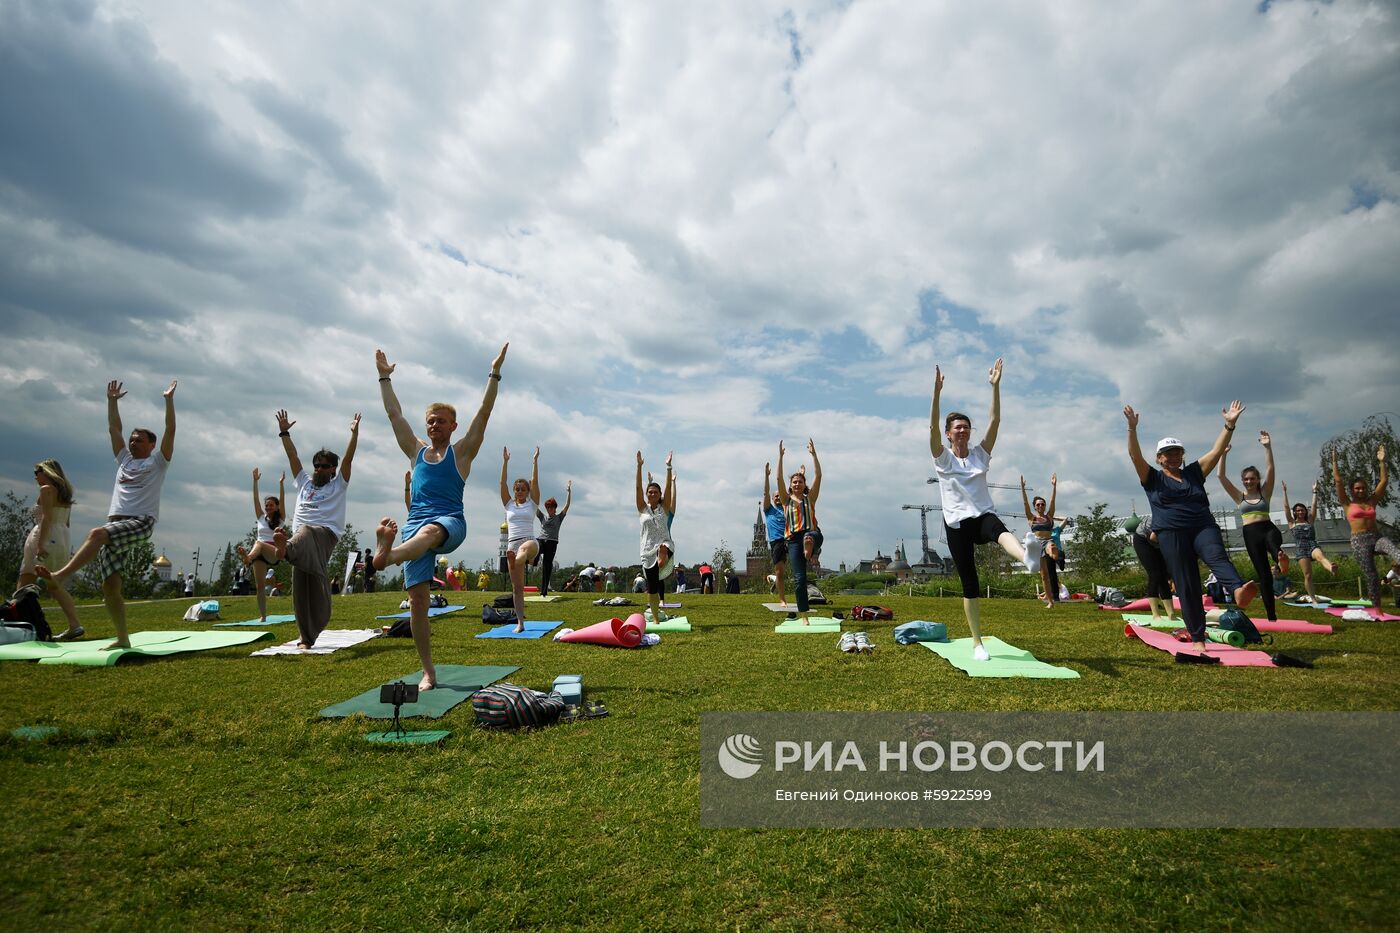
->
xmin=1067 ymin=502 xmax=1130 ymax=580
xmin=973 ymin=538 xmax=1018 ymax=592
xmin=0 ymin=490 xmax=32 ymax=590
xmin=215 ymin=542 xmax=237 ymax=594
xmin=711 ymin=539 xmax=735 ymax=575
xmin=1316 ymin=415 xmax=1399 ymax=516
xmin=77 ymin=536 xmax=159 ymax=599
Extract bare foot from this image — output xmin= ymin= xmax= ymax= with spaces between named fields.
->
xmin=1043 ymin=601 xmax=1054 ymax=609
xmin=35 ymin=566 xmax=69 ymax=587
xmin=373 ymin=518 xmax=396 ymax=570
xmin=296 ymin=642 xmax=310 ymax=650
xmin=236 ymin=545 xmax=253 ymax=566
xmin=778 ymin=599 xmax=787 ymax=607
xmin=418 ymin=672 xmax=436 ymax=691
xmin=1276 ymin=551 xmax=1289 ymax=575
xmin=101 ymin=640 xmax=131 ymax=651
xmin=514 ymin=622 xmax=525 ymax=633
xmin=272 ymin=529 xmax=288 ymax=561
xmin=1234 ymin=580 xmax=1259 ymax=609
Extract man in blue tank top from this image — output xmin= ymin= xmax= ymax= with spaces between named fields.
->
xmin=373 ymin=345 xmax=507 ymax=690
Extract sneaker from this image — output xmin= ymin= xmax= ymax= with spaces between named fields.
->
xmin=854 ymin=632 xmax=875 ymax=653
xmin=972 ymin=643 xmax=990 ymax=662
xmin=837 ymin=632 xmax=859 ymax=653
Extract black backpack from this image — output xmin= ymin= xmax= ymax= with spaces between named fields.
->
xmin=1 ymin=586 xmax=52 ymax=641
xmin=482 ymin=604 xmax=517 ymax=625
xmin=492 ymin=594 xmax=515 ymax=609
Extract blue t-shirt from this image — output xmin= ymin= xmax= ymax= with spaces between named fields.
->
xmin=1141 ymin=462 xmax=1216 ymax=531
xmin=763 ymin=503 xmax=785 ymax=542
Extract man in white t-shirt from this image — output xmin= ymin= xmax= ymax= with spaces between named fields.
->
xmin=271 ymin=409 xmax=359 ymax=649
xmin=39 ymin=379 xmax=177 ymax=649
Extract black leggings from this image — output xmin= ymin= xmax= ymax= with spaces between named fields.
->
xmin=1131 ymin=535 xmax=1172 ymax=601
xmin=538 ymin=539 xmax=559 ymax=595
xmin=1242 ymin=521 xmax=1283 ymax=621
xmin=945 ymin=513 xmax=1010 ymax=599
xmin=1041 ymin=556 xmax=1060 ymax=602
xmin=644 ymin=562 xmax=665 ymax=596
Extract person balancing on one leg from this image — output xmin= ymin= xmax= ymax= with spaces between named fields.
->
xmin=271 ymin=409 xmax=359 ymax=650
xmin=39 ymin=379 xmax=177 ymax=649
xmin=371 ymin=344 xmax=507 ymax=690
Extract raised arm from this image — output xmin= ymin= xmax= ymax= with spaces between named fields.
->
xmin=807 ymin=439 xmax=822 ymax=503
xmin=404 ymin=470 xmax=412 ymax=511
xmin=251 ymin=468 xmax=264 ymax=520
xmin=107 ymin=380 xmax=126 ymax=457
xmin=1123 ymin=406 xmax=1150 ymax=485
xmin=376 ymin=350 xmax=425 ymax=458
xmin=1047 ymin=473 xmax=1058 ymax=519
xmin=664 ymin=451 xmax=675 ymax=514
xmin=339 ymin=413 xmax=360 ymax=482
xmin=1216 ymin=446 xmax=1243 ymax=503
xmin=277 ymin=409 xmax=303 ymax=478
xmin=635 ymin=451 xmax=645 ymax=513
xmin=277 ymin=472 xmax=286 ymax=519
xmin=763 ymin=462 xmax=773 ymax=510
xmin=160 ymin=379 xmax=177 ymax=461
xmin=928 ymin=366 xmax=944 ymax=458
xmin=500 ymin=448 xmax=511 ymax=506
xmin=453 ymin=343 xmax=507 ymax=477
xmin=980 ymin=358 xmax=1003 ymax=454
xmin=1373 ymin=447 xmax=1389 ymax=504
xmin=1020 ymin=475 xmax=1034 ymax=521
xmin=530 ymin=447 xmax=541 ymax=506
xmin=1332 ymin=450 xmax=1349 ymax=505
xmin=1197 ymin=400 xmax=1244 ymax=476
xmin=1309 ymin=483 xmax=1318 ymax=524
xmin=775 ymin=441 xmax=788 ymax=507
xmin=1282 ymin=481 xmax=1293 ymax=525
xmin=1259 ymin=431 xmax=1276 ymax=499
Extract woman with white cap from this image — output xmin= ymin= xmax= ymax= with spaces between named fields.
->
xmin=1122 ymin=402 xmax=1259 ymax=655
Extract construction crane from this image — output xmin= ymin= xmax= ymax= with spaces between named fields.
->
xmin=900 ymin=504 xmax=942 ymax=565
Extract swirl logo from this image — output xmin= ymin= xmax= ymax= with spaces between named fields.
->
xmin=717 ymin=733 xmax=763 ymax=779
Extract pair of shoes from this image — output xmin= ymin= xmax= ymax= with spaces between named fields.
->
xmin=583 ymin=700 xmax=609 ymax=719
xmin=853 ymin=632 xmax=875 ymax=653
xmin=643 ymin=609 xmax=670 ymax=624
xmin=837 ymin=632 xmax=860 ymax=653
xmin=52 ymin=626 xmax=85 ymax=642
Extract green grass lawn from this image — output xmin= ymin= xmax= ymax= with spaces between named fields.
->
xmin=2 ymin=590 xmax=1397 ymax=930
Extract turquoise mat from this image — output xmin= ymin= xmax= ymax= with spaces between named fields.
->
xmin=0 ymin=630 xmax=273 ymax=666
xmin=364 ymin=730 xmax=452 ymax=745
xmin=374 ymin=605 xmax=467 ymax=621
xmin=214 ymin=614 xmax=298 ymax=627
xmin=476 ymin=621 xmax=563 ymax=639
xmin=774 ymin=617 xmax=841 ymax=633
xmin=319 ymin=664 xmax=518 ymax=720
xmin=920 ymin=636 xmax=1080 ymax=679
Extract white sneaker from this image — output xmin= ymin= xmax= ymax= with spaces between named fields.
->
xmin=854 ymin=632 xmax=875 ymax=653
xmin=972 ymin=643 xmax=990 ymax=662
xmin=837 ymin=632 xmax=860 ymax=653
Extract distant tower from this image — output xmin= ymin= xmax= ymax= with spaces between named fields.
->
xmin=887 ymin=540 xmax=911 ymax=581
xmin=745 ymin=508 xmax=769 ymax=579
xmin=152 ymin=552 xmax=174 ymax=584
xmin=498 ymin=521 xmax=509 ymax=574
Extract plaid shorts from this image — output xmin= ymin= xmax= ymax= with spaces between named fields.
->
xmin=95 ymin=516 xmax=156 ymax=581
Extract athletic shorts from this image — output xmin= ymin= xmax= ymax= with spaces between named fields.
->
xmin=507 ymin=537 xmax=535 ymax=555
xmin=403 ymin=514 xmax=466 ymax=589
xmin=769 ymin=538 xmax=787 ymax=564
xmin=95 ymin=516 xmax=156 ymax=581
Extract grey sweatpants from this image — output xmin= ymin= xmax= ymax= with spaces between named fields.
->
xmin=286 ymin=525 xmax=338 ymax=646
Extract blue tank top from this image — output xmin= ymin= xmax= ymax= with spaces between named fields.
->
xmin=407 ymin=447 xmax=464 ymax=524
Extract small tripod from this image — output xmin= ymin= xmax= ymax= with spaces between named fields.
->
xmin=379 ymin=680 xmax=420 ymax=737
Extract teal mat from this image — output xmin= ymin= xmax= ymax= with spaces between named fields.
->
xmin=319 ymin=664 xmax=518 ymax=720
xmin=0 ymin=630 xmax=274 ymax=666
xmin=11 ymin=725 xmax=61 ymax=741
xmin=774 ymin=617 xmax=841 ymax=633
xmin=920 ymin=636 xmax=1080 ymax=679
xmin=364 ymin=730 xmax=451 ymax=745
xmin=374 ymin=605 xmax=467 ymax=620
xmin=214 ymin=614 xmax=298 ymax=627
xmin=476 ymin=621 xmax=563 ymax=639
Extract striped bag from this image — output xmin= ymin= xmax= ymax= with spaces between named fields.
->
xmin=470 ymin=683 xmax=566 ymax=729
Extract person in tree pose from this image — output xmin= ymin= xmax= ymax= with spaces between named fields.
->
xmin=1216 ymin=431 xmax=1287 ymax=621
xmin=235 ymin=468 xmax=285 ymax=624
xmin=776 ymin=439 xmax=824 ymax=623
xmin=501 ymin=446 xmax=541 ymax=632
xmin=1333 ymin=446 xmax=1398 ymax=610
xmin=635 ymin=450 xmax=676 ymax=624
xmin=1021 ymin=473 xmax=1059 ymax=608
xmin=1282 ymin=481 xmax=1335 ymax=606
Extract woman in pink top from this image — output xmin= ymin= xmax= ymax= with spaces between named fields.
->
xmin=1333 ymin=446 xmax=1398 ymax=608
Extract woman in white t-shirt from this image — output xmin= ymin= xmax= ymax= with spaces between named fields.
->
xmin=636 ymin=450 xmax=676 ymax=625
xmin=929 ymin=359 xmax=1030 ymax=661
xmin=500 ymin=447 xmax=541 ymax=632
xmin=17 ymin=459 xmax=83 ymax=640
xmin=235 ymin=468 xmax=286 ymax=624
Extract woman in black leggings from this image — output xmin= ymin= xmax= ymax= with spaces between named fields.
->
xmin=534 ymin=480 xmax=571 ymax=595
xmin=1128 ymin=513 xmax=1176 ymax=622
xmin=1216 ymin=431 xmax=1285 ymax=622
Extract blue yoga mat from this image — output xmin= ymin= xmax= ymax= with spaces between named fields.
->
xmin=476 ymin=620 xmax=563 ymax=640
xmin=214 ymin=614 xmax=297 ymax=627
xmin=374 ymin=605 xmax=467 ymax=621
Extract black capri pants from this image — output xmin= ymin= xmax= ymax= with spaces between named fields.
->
xmin=944 ymin=513 xmax=1010 ymax=599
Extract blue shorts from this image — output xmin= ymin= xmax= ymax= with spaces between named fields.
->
xmin=403 ymin=514 xmax=466 ymax=589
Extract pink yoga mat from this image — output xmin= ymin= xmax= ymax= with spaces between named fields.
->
xmin=1105 ymin=596 xmax=1215 ymax=612
xmin=556 ymin=614 xmax=645 ymax=647
xmin=1324 ymin=606 xmax=1400 ymax=621
xmin=1124 ymin=623 xmax=1276 ymax=667
xmin=1253 ymin=618 xmax=1333 ymax=635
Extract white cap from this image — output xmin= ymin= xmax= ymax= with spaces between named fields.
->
xmin=1156 ymin=437 xmax=1185 ymax=453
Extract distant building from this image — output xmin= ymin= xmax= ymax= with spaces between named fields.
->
xmin=745 ymin=507 xmax=822 ymax=579
xmin=887 ymin=542 xmax=911 ymax=582
xmin=152 ymin=552 xmax=174 ymax=584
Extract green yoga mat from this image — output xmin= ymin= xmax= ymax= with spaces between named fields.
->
xmin=0 ymin=631 xmax=274 ymax=666
xmin=774 ymin=617 xmax=842 ymax=633
xmin=319 ymin=664 xmax=518 ymax=720
xmin=214 ymin=614 xmax=298 ymax=627
xmin=646 ymin=617 xmax=691 ymax=633
xmin=1120 ymin=613 xmax=1182 ymax=629
xmin=920 ymin=637 xmax=1080 ymax=679
xmin=364 ymin=730 xmax=451 ymax=745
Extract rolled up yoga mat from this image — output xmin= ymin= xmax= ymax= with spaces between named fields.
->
xmin=1205 ymin=628 xmax=1246 ymax=648
xmin=556 ymin=614 xmax=645 ymax=648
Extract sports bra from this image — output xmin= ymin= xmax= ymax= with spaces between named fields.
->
xmin=1238 ymin=497 xmax=1271 ymax=521
xmin=1030 ymin=518 xmax=1053 ymax=534
xmin=1348 ymin=502 xmax=1377 ymax=522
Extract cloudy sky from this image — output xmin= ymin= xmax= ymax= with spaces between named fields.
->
xmin=2 ymin=0 xmax=1397 ymax=577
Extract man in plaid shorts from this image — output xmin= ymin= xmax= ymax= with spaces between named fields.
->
xmin=39 ymin=379 xmax=177 ymax=649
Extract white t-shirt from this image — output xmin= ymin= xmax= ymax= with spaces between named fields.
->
xmin=504 ymin=499 xmax=535 ymax=543
xmin=933 ymin=445 xmax=997 ymax=528
xmin=108 ymin=449 xmax=171 ymax=521
xmin=256 ymin=515 xmax=278 ymax=544
xmin=293 ymin=470 xmax=349 ymax=538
